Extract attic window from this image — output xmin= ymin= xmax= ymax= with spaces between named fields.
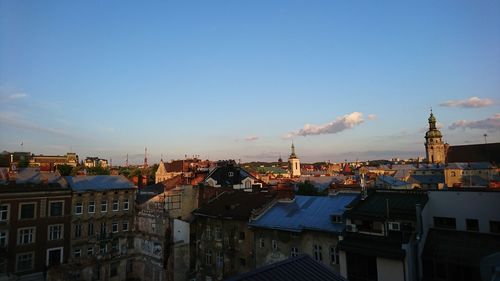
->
xmin=228 ymin=172 xmax=234 ymax=177
xmin=331 ymin=215 xmax=343 ymax=223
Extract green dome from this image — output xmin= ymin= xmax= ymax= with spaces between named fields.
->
xmin=426 ymin=129 xmax=442 ymax=138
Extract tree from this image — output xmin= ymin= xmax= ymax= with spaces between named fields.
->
xmin=57 ymin=164 xmax=74 ymax=176
xmin=296 ymin=181 xmax=320 ymax=196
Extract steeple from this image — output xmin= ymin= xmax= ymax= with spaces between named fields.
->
xmin=288 ymin=142 xmax=301 ymax=177
xmin=424 ymin=110 xmax=447 ymax=164
xmin=290 ymin=141 xmax=297 ymax=159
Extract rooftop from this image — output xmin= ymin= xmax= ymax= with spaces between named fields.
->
xmin=446 ymin=142 xmax=500 ymax=164
xmin=194 ymin=190 xmax=275 ymax=220
xmin=250 ymin=194 xmax=358 ymax=233
xmin=66 ymin=175 xmax=135 ymax=191
xmin=345 ymin=189 xmax=428 ymax=221
xmin=225 ymin=254 xmax=347 ymax=281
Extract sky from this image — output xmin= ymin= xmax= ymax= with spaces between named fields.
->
xmin=1 ymin=0 xmax=499 ymax=164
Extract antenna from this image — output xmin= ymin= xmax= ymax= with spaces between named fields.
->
xmin=144 ymin=147 xmax=148 ymax=168
xmin=484 ymin=134 xmax=488 ymax=144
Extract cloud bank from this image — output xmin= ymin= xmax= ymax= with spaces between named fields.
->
xmin=439 ymin=97 xmax=494 ymax=108
xmin=449 ymin=114 xmax=500 ymax=131
xmin=288 ymin=112 xmax=368 ymax=137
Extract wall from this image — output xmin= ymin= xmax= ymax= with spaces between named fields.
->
xmin=377 ymin=257 xmax=405 ymax=281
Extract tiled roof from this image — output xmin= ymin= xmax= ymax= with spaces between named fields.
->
xmin=422 ymin=228 xmax=500 ymax=266
xmin=345 ymin=189 xmax=428 ymax=220
xmin=446 ymin=162 xmax=493 ymax=169
xmin=408 ymin=174 xmax=445 ymax=185
xmin=225 ymin=254 xmax=347 ymax=281
xmin=194 ymin=191 xmax=275 ymax=220
xmin=205 ymin=164 xmax=258 ymax=187
xmin=337 ymin=232 xmax=406 ymax=259
xmin=66 ymin=175 xmax=135 ymax=191
xmin=446 ymin=142 xmax=500 ymax=164
xmin=249 ymin=194 xmax=358 ymax=233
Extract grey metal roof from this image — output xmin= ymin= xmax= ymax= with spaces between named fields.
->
xmin=66 ymin=175 xmax=135 ymax=191
xmin=225 ymin=254 xmax=347 ymax=281
xmin=249 ymin=194 xmax=358 ymax=233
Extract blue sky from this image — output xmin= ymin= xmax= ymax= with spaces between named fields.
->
xmin=1 ymin=0 xmax=499 ymax=163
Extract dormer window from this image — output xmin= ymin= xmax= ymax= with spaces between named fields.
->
xmin=331 ymin=215 xmax=343 ymax=223
xmin=228 ymin=172 xmax=234 ymax=177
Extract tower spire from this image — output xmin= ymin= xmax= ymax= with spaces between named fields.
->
xmin=144 ymin=147 xmax=148 ymax=168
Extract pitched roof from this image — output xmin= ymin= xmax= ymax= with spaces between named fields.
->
xmin=194 ymin=191 xmax=275 ymax=220
xmin=225 ymin=254 xmax=347 ymax=281
xmin=66 ymin=175 xmax=135 ymax=191
xmin=338 ymin=232 xmax=406 ymax=259
xmin=205 ymin=164 xmax=259 ymax=187
xmin=250 ymin=194 xmax=358 ymax=233
xmin=422 ymin=228 xmax=500 ymax=266
xmin=446 ymin=142 xmax=500 ymax=164
xmin=408 ymin=174 xmax=445 ymax=185
xmin=345 ymin=189 xmax=428 ymax=221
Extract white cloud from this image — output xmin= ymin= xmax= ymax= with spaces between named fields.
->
xmin=449 ymin=114 xmax=500 ymax=132
xmin=0 ymin=88 xmax=28 ymax=103
xmin=439 ymin=97 xmax=494 ymax=108
xmin=244 ymin=136 xmax=259 ymax=142
xmin=367 ymin=114 xmax=377 ymax=121
xmin=287 ymin=112 xmax=366 ymax=137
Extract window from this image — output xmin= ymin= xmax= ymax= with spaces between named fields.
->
xmin=122 ymin=221 xmax=129 ymax=231
xmin=19 ymin=203 xmax=36 ymax=220
xmin=272 ymin=240 xmax=278 ymax=251
xmin=490 ymin=221 xmax=500 ymax=234
xmin=239 ymin=231 xmax=245 ymax=240
xmin=331 ymin=215 xmax=343 ymax=223
xmin=466 ymin=219 xmax=479 ymax=232
xmin=48 ymin=224 xmax=63 ymax=240
xmin=239 ymin=258 xmax=246 ymax=267
xmin=101 ymin=200 xmax=107 ymax=212
xmin=206 ymin=227 xmax=212 ymax=240
xmin=451 ymin=171 xmax=456 ymax=177
xmin=330 ymin=246 xmax=339 ymax=264
xmin=87 ymin=247 xmax=94 ymax=256
xmin=0 ymin=231 xmax=7 ymax=247
xmin=99 ymin=243 xmax=107 ymax=254
xmin=88 ymin=201 xmax=95 ymax=213
xmin=126 ymin=259 xmax=133 ymax=273
xmin=110 ymin=262 xmax=119 ymax=278
xmin=291 ymin=247 xmax=299 ymax=257
xmin=49 ymin=201 xmax=63 ymax=217
xmin=88 ymin=223 xmax=94 ymax=236
xmin=434 ymin=217 xmax=456 ymax=230
xmin=100 ymin=222 xmax=107 ymax=234
xmin=16 ymin=252 xmax=34 ymax=272
xmin=205 ymin=249 xmax=212 ymax=265
xmin=123 ymin=199 xmax=129 ymax=211
xmin=215 ymin=227 xmax=222 ymax=240
xmin=313 ymin=245 xmax=323 ymax=262
xmin=216 ymin=252 xmax=224 ymax=268
xmin=111 ymin=240 xmax=119 ymax=252
xmin=75 ymin=224 xmax=82 ymax=238
xmin=112 ymin=222 xmax=118 ymax=233
xmin=0 ymin=204 xmax=9 ymax=221
xmin=74 ymin=249 xmax=81 ymax=258
xmin=18 ymin=227 xmax=35 ymax=245
xmin=112 ymin=199 xmax=119 ymax=211
xmin=228 ymin=172 xmax=234 ymax=177
xmin=75 ymin=202 xmax=83 ymax=215
xmin=259 ymin=234 xmax=264 ymax=248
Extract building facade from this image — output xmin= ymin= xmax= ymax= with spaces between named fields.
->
xmin=0 ymin=170 xmax=71 ymax=280
xmin=58 ymin=175 xmax=137 ymax=281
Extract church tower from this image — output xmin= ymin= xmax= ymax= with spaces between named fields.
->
xmin=288 ymin=142 xmax=301 ymax=177
xmin=425 ymin=110 xmax=447 ymax=164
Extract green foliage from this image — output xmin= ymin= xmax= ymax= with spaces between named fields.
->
xmin=86 ymin=166 xmax=110 ymax=175
xmin=296 ymin=180 xmax=320 ymax=196
xmin=57 ymin=164 xmax=74 ymax=176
